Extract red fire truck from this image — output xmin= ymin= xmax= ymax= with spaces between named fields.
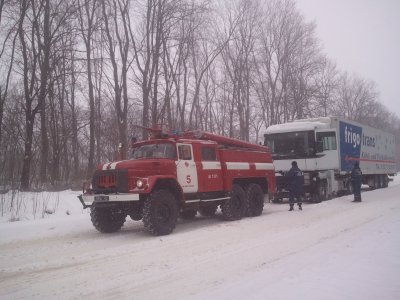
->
xmin=79 ymin=129 xmax=276 ymax=236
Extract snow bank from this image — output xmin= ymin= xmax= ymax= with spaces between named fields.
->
xmin=0 ymin=189 xmax=86 ymax=223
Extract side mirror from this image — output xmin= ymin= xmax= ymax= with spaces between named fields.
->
xmin=316 ymin=141 xmax=324 ymax=153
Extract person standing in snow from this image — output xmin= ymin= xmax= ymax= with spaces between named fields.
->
xmin=285 ymin=161 xmax=304 ymax=211
xmin=351 ymin=162 xmax=362 ymax=202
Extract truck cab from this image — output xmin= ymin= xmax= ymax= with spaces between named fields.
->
xmin=264 ymin=118 xmax=338 ymax=202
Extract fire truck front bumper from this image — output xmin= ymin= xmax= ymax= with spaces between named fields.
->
xmin=78 ymin=193 xmax=140 ymax=209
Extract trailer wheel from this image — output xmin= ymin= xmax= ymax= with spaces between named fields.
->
xmin=312 ymin=181 xmax=327 ymax=203
xmin=90 ymin=206 xmax=126 ymax=233
xmin=382 ymin=175 xmax=389 ymax=188
xmin=143 ymin=189 xmax=178 ymax=236
xmin=180 ymin=209 xmax=197 ymax=220
xmin=221 ymin=184 xmax=246 ymax=221
xmin=347 ymin=180 xmax=353 ymax=195
xmin=199 ymin=205 xmax=218 ymax=217
xmin=245 ymin=184 xmax=264 ymax=217
xmin=377 ymin=175 xmax=383 ymax=189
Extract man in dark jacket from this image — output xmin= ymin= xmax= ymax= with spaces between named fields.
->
xmin=351 ymin=162 xmax=362 ymax=202
xmin=286 ymin=161 xmax=304 ymax=211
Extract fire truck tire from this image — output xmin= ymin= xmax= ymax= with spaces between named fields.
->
xmin=180 ymin=209 xmax=197 ymax=219
xmin=129 ymin=203 xmax=143 ymax=221
xmin=129 ymin=210 xmax=143 ymax=221
xmin=221 ymin=184 xmax=246 ymax=221
xmin=90 ymin=206 xmax=126 ymax=233
xmin=143 ymin=189 xmax=178 ymax=236
xmin=199 ymin=205 xmax=218 ymax=217
xmin=245 ymin=184 xmax=264 ymax=217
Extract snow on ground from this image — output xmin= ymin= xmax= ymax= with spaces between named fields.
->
xmin=0 ymin=176 xmax=399 ymax=300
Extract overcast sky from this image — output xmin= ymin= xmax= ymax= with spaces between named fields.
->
xmin=295 ymin=0 xmax=400 ymax=118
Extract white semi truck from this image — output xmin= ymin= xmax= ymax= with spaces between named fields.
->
xmin=264 ymin=117 xmax=397 ymax=202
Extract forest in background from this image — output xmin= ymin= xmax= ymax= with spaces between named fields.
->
xmin=0 ymin=0 xmax=399 ymax=190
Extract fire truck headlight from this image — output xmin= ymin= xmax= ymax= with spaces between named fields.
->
xmin=136 ymin=179 xmax=144 ymax=189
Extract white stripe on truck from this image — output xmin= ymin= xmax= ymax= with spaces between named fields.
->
xmin=109 ymin=162 xmax=118 ymax=169
xmin=225 ymin=162 xmax=250 ymax=170
xmin=255 ymin=163 xmax=275 ymax=170
xmin=202 ymin=162 xmax=222 ymax=170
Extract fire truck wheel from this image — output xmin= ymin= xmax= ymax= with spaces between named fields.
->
xmin=180 ymin=209 xmax=197 ymax=220
xmin=129 ymin=210 xmax=143 ymax=221
xmin=129 ymin=203 xmax=143 ymax=221
xmin=90 ymin=206 xmax=126 ymax=233
xmin=143 ymin=189 xmax=178 ymax=236
xmin=199 ymin=205 xmax=218 ymax=217
xmin=222 ymin=184 xmax=246 ymax=221
xmin=245 ymin=184 xmax=264 ymax=217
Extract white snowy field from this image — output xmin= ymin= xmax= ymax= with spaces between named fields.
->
xmin=0 ymin=176 xmax=400 ymax=300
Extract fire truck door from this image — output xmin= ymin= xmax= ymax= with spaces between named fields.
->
xmin=200 ymin=146 xmax=223 ymax=192
xmin=176 ymin=144 xmax=199 ymax=193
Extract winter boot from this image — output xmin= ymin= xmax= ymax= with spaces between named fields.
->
xmin=289 ymin=204 xmax=294 ymax=211
xmin=298 ymin=203 xmax=302 ymax=210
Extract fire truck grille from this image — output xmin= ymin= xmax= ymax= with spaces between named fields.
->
xmin=97 ymin=174 xmax=116 ymax=188
xmin=92 ymin=169 xmax=128 ymax=193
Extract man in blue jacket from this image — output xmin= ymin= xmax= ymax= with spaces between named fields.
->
xmin=286 ymin=161 xmax=304 ymax=211
xmin=351 ymin=162 xmax=362 ymax=202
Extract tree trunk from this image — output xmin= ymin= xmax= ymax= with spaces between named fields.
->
xmin=21 ymin=114 xmax=35 ymax=190
xmin=38 ymin=0 xmax=51 ymax=185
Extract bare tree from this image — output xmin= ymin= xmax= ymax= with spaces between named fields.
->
xmin=78 ymin=0 xmax=100 ymax=175
xmin=0 ymin=0 xmax=18 ymax=146
xmin=162 ymin=1 xmax=205 ymax=131
xmin=101 ymin=0 xmax=131 ymax=158
xmin=311 ymin=57 xmax=338 ymax=117
xmin=67 ymin=49 xmax=81 ymax=180
xmin=186 ymin=2 xmax=238 ymax=131
xmin=286 ymin=18 xmax=320 ymax=120
xmin=33 ymin=0 xmax=51 ymax=185
xmin=220 ymin=0 xmax=260 ymax=140
xmin=256 ymin=0 xmax=293 ymax=125
xmin=16 ymin=0 xmax=76 ymax=189
xmin=128 ymin=0 xmax=168 ymax=138
xmin=18 ymin=0 xmax=39 ymax=190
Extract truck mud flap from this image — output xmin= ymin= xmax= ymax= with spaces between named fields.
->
xmin=78 ymin=195 xmax=91 ymax=209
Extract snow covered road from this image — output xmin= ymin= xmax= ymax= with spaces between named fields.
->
xmin=1 ymin=179 xmax=400 ymax=299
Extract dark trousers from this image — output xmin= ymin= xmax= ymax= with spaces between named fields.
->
xmin=289 ymin=192 xmax=302 ymax=207
xmin=353 ymin=183 xmax=362 ymax=201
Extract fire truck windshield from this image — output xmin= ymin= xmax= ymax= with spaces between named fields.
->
xmin=131 ymin=143 xmax=176 ymax=160
xmin=264 ymin=131 xmax=315 ymax=159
